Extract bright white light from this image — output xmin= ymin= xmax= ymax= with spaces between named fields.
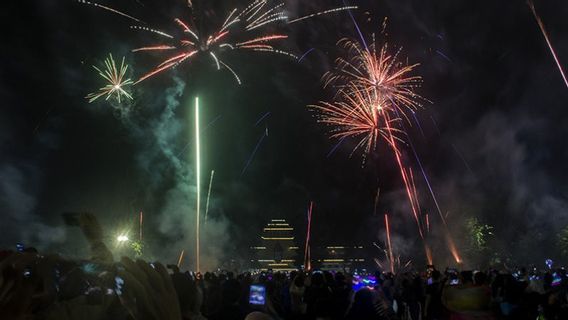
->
xmin=117 ymin=235 xmax=129 ymax=242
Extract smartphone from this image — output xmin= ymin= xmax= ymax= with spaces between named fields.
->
xmin=16 ymin=243 xmax=24 ymax=252
xmin=114 ymin=276 xmax=124 ymax=295
xmin=449 ymin=278 xmax=459 ymax=285
xmin=427 ymin=277 xmax=433 ymax=285
xmin=552 ymin=273 xmax=562 ymax=287
xmin=529 ymin=275 xmax=539 ymax=281
xmin=249 ymin=284 xmax=266 ymax=305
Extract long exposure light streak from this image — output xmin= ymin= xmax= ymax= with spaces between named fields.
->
xmin=195 ymin=97 xmax=201 ymax=272
xmin=528 ymin=0 xmax=568 ymax=88
xmin=397 ymin=111 xmax=461 ymax=263
xmin=384 ymin=213 xmax=394 ymax=274
xmin=304 ymin=201 xmax=314 ymax=270
xmin=241 ymin=129 xmax=268 ymax=176
xmin=255 ymin=111 xmax=271 ymax=126
xmin=204 ymin=170 xmax=215 ymax=223
xmin=177 ymin=249 xmax=185 ymax=268
xmin=78 ymin=0 xmax=141 ymax=22
xmin=139 ymin=211 xmax=143 ymax=241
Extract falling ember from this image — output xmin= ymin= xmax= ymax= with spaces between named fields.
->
xmin=426 ymin=213 xmax=430 ymax=233
xmin=177 ymin=250 xmax=185 ymax=268
xmin=528 ymin=0 xmax=568 ymax=88
xmin=194 ymin=97 xmax=201 ymax=272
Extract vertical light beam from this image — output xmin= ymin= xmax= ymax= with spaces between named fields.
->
xmin=195 ymin=96 xmax=201 ymax=272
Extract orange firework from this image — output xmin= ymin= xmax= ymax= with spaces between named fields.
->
xmin=309 ymin=82 xmax=403 ymax=157
xmin=324 ymin=38 xmax=426 ymax=120
xmin=311 ymin=36 xmax=448 ymax=264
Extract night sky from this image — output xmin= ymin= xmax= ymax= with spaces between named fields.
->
xmin=1 ymin=0 xmax=567 ymax=268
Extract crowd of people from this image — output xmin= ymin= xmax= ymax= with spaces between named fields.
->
xmin=2 ymin=248 xmax=568 ymax=319
xmin=1 ymin=214 xmax=567 ymax=319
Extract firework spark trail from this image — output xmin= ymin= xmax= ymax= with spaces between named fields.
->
xmin=288 ymin=6 xmax=358 ymax=24
xmin=203 ymin=114 xmax=223 ymax=132
xmin=373 ymin=187 xmax=381 ymax=215
xmin=430 ymin=114 xmax=441 ymax=136
xmin=384 ymin=213 xmax=394 ymax=274
xmin=86 ymin=54 xmax=134 ymax=103
xmin=194 ymin=97 xmax=201 ymax=272
xmin=130 ymin=26 xmax=174 ymax=38
xmin=139 ymin=211 xmax=143 ymax=241
xmin=384 ymin=114 xmax=424 ymax=239
xmin=451 ymin=143 xmax=474 ymax=175
xmin=399 ymin=111 xmax=461 ymax=263
xmin=204 ymin=170 xmax=215 ymax=223
xmin=304 ymin=201 xmax=314 ymax=270
xmin=177 ymin=249 xmax=185 ymax=268
xmin=342 ymin=0 xmax=368 ymax=50
xmin=175 ymin=114 xmax=223 ymax=160
xmin=78 ymin=0 xmax=142 ymax=22
xmin=528 ymin=0 xmax=568 ymax=88
xmin=241 ymin=129 xmax=268 ymax=176
xmin=218 ymin=60 xmax=242 ymax=84
xmin=374 ymin=258 xmax=383 ymax=269
xmin=298 ymin=48 xmax=315 ymax=63
xmin=411 ymin=110 xmax=426 ymax=139
xmin=426 ymin=212 xmax=430 ymax=233
xmin=255 ymin=111 xmax=271 ymax=126
xmin=435 ymin=50 xmax=452 ymax=63
xmin=326 ymin=136 xmax=347 ymax=158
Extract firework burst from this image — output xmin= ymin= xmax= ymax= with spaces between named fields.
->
xmin=131 ymin=1 xmax=296 ymax=84
xmin=311 ymin=37 xmax=437 ymax=262
xmin=80 ymin=0 xmax=357 ymax=85
xmin=324 ymin=38 xmax=426 ymax=121
xmin=312 ymin=36 xmax=462 ymax=264
xmin=311 ymin=37 xmax=425 ymax=159
xmin=86 ymin=53 xmax=134 ymax=104
xmin=309 ymin=82 xmax=403 ymax=158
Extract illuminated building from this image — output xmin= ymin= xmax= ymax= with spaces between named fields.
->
xmin=311 ymin=245 xmax=367 ymax=271
xmin=249 ymin=219 xmax=369 ymax=271
xmin=250 ymin=219 xmax=299 ymax=271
